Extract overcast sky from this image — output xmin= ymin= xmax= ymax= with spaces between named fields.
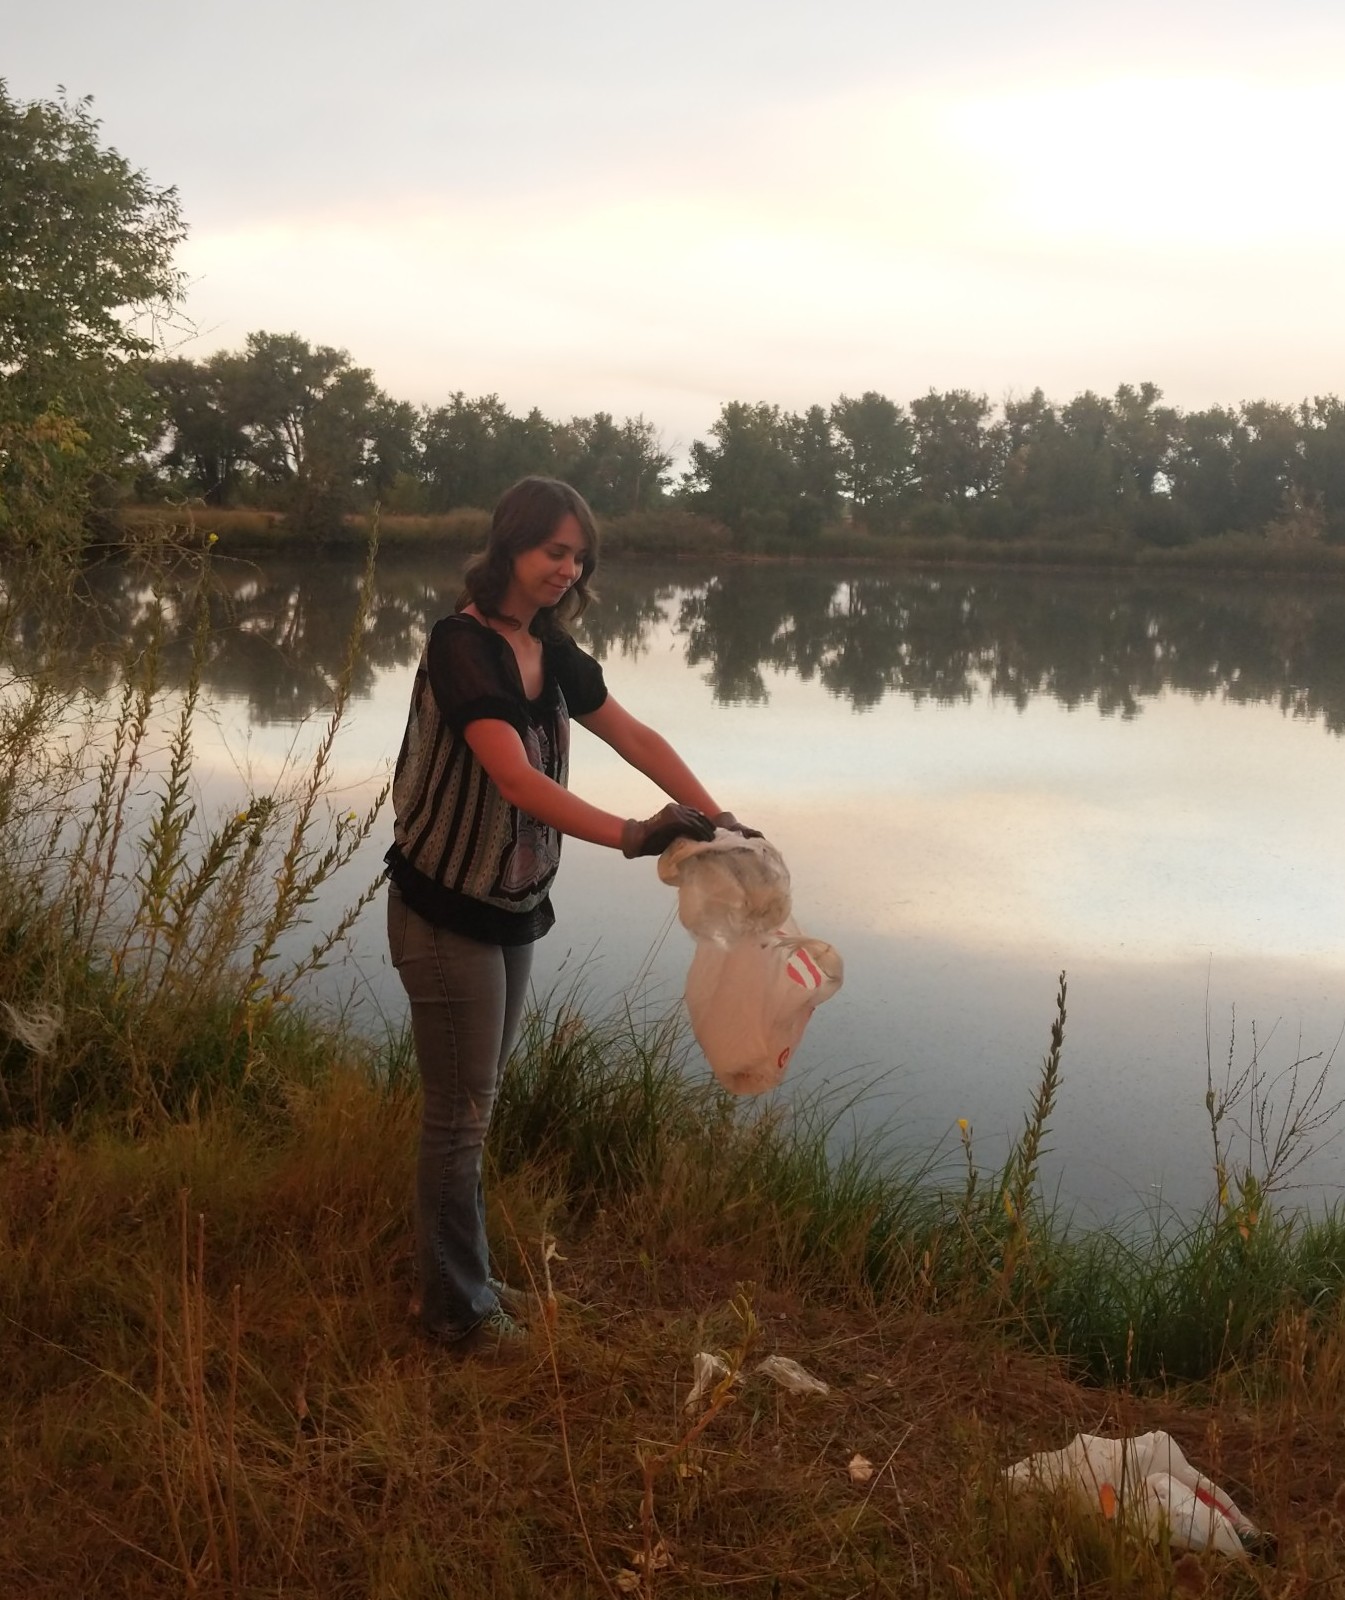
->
xmin=8 ymin=0 xmax=1345 ymax=455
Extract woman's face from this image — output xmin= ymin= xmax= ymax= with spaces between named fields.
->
xmin=510 ymin=513 xmax=590 ymax=609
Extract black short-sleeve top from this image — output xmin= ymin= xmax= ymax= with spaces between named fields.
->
xmin=384 ymin=614 xmax=608 ymax=945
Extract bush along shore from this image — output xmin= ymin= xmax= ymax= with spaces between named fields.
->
xmin=112 ymin=500 xmax=1345 ymax=574
xmin=5 ymin=532 xmax=1345 ymax=1597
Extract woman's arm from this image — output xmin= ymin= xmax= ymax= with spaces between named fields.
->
xmin=462 ymin=716 xmax=714 ymax=857
xmin=576 ymin=695 xmax=722 ymax=816
xmin=463 ymin=718 xmax=628 ymax=848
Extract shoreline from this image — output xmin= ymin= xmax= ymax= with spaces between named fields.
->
xmin=106 ymin=503 xmax=1345 ymax=579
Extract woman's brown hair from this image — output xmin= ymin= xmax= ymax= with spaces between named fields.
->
xmin=458 ymin=477 xmax=600 ymax=640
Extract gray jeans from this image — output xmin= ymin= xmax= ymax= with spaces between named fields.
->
xmin=387 ymin=886 xmax=533 ymax=1337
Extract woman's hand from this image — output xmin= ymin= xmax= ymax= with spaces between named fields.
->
xmin=712 ymin=811 xmax=764 ymax=840
xmin=621 ymin=804 xmax=716 ymax=858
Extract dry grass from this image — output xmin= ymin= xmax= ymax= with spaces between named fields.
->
xmin=116 ymin=504 xmax=495 ymax=550
xmin=115 ymin=502 xmax=1345 ymax=573
xmin=116 ymin=504 xmax=735 ymax=559
xmin=5 ymin=1059 xmax=1345 ymax=1600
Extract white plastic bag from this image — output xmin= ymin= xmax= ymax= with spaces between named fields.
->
xmin=1005 ymin=1431 xmax=1265 ymax=1557
xmin=658 ymin=832 xmax=792 ymax=945
xmin=682 ymin=915 xmax=843 ymax=1095
xmin=682 ymin=1350 xmax=830 ymax=1411
xmin=683 ymin=1351 xmax=735 ymax=1412
xmin=659 ymin=831 xmax=842 ymax=1095
xmin=754 ymin=1355 xmax=829 ymax=1395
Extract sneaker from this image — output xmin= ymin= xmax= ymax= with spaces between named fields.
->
xmin=437 ymin=1306 xmax=530 ymax=1360
xmin=409 ymin=1281 xmax=530 ymax=1322
xmin=489 ymin=1276 xmax=531 ymax=1317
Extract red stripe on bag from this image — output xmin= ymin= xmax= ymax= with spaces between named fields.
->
xmin=1191 ymin=1482 xmax=1235 ymax=1519
xmin=787 ymin=948 xmax=824 ymax=989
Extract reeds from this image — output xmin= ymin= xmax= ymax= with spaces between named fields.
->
xmin=0 ymin=522 xmax=388 ymax=1127
xmin=115 ymin=500 xmax=1345 ymax=572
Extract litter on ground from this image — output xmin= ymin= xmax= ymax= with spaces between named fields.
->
xmin=1005 ymin=1430 xmax=1269 ymax=1557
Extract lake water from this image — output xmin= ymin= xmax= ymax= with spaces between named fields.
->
xmin=50 ymin=552 xmax=1345 ymax=1221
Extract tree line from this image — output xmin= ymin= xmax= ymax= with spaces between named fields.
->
xmin=138 ymin=333 xmax=673 ymax=528
xmin=683 ymin=388 xmax=1345 ymax=548
xmin=139 ymin=353 xmax=1345 ymax=549
xmin=5 ymin=80 xmax=1344 ymax=554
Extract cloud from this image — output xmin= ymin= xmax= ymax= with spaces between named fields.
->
xmin=171 ymin=56 xmax=1345 ymax=438
xmin=950 ymin=74 xmax=1345 ymax=251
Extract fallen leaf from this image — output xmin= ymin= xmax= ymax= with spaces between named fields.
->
xmin=848 ymin=1453 xmax=875 ymax=1484
xmin=626 ymin=1540 xmax=672 ymax=1573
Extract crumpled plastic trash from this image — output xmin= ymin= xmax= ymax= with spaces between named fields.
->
xmin=683 ymin=1352 xmax=735 ymax=1412
xmin=684 ymin=920 xmax=844 ymax=1095
xmin=658 ymin=832 xmax=792 ymax=945
xmin=659 ymin=832 xmax=842 ymax=1095
xmin=1005 ymin=1431 xmax=1267 ymax=1557
xmin=755 ymin=1355 xmax=829 ymax=1395
xmin=683 ymin=1352 xmax=830 ymax=1410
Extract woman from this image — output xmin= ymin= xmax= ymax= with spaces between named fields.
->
xmin=385 ymin=476 xmax=757 ymax=1356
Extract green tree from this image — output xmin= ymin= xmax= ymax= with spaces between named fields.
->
xmin=1235 ymin=400 xmax=1301 ymax=532
xmin=1110 ymin=382 xmax=1178 ymax=504
xmin=987 ymin=388 xmax=1058 ymax=536
xmin=0 ymin=82 xmax=185 ymax=544
xmin=559 ymin=412 xmax=671 ymax=515
xmin=1299 ymin=395 xmax=1345 ymax=542
xmin=362 ymin=394 xmax=419 ymax=504
xmin=230 ymin=331 xmax=392 ymax=533
xmin=142 ymin=352 xmax=251 ymax=504
xmin=1052 ymin=391 xmax=1118 ymax=519
xmin=830 ymin=391 xmax=913 ymax=531
xmin=997 ymin=388 xmax=1057 ymax=464
xmin=910 ymin=389 xmax=996 ymax=507
xmin=682 ymin=401 xmax=800 ymax=542
xmin=1168 ymin=407 xmax=1242 ymax=538
xmin=420 ymin=393 xmax=559 ymax=512
xmin=992 ymin=389 xmax=1134 ymax=538
xmin=784 ymin=404 xmax=841 ymax=532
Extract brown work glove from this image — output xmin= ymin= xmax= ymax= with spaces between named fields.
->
xmin=712 ymin=810 xmax=764 ymax=840
xmin=621 ymin=804 xmax=716 ymax=858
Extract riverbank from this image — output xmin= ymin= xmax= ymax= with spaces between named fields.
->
xmin=4 ymin=964 xmax=1345 ymax=1597
xmin=115 ymin=502 xmax=1345 ymax=576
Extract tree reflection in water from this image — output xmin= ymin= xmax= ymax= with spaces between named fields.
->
xmin=7 ymin=551 xmax=1345 ymax=736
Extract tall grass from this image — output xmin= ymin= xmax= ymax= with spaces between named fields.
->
xmin=6 ymin=977 xmax=1345 ymax=1595
xmin=117 ymin=503 xmax=498 ymax=551
xmin=0 ymin=524 xmax=389 ymax=1127
xmin=119 ymin=503 xmax=736 ymax=559
xmin=488 ymin=972 xmax=1345 ymax=1392
xmin=118 ymin=500 xmax=1345 ymax=573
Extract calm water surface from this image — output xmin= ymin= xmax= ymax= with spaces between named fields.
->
xmin=57 ymin=553 xmax=1345 ymax=1220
